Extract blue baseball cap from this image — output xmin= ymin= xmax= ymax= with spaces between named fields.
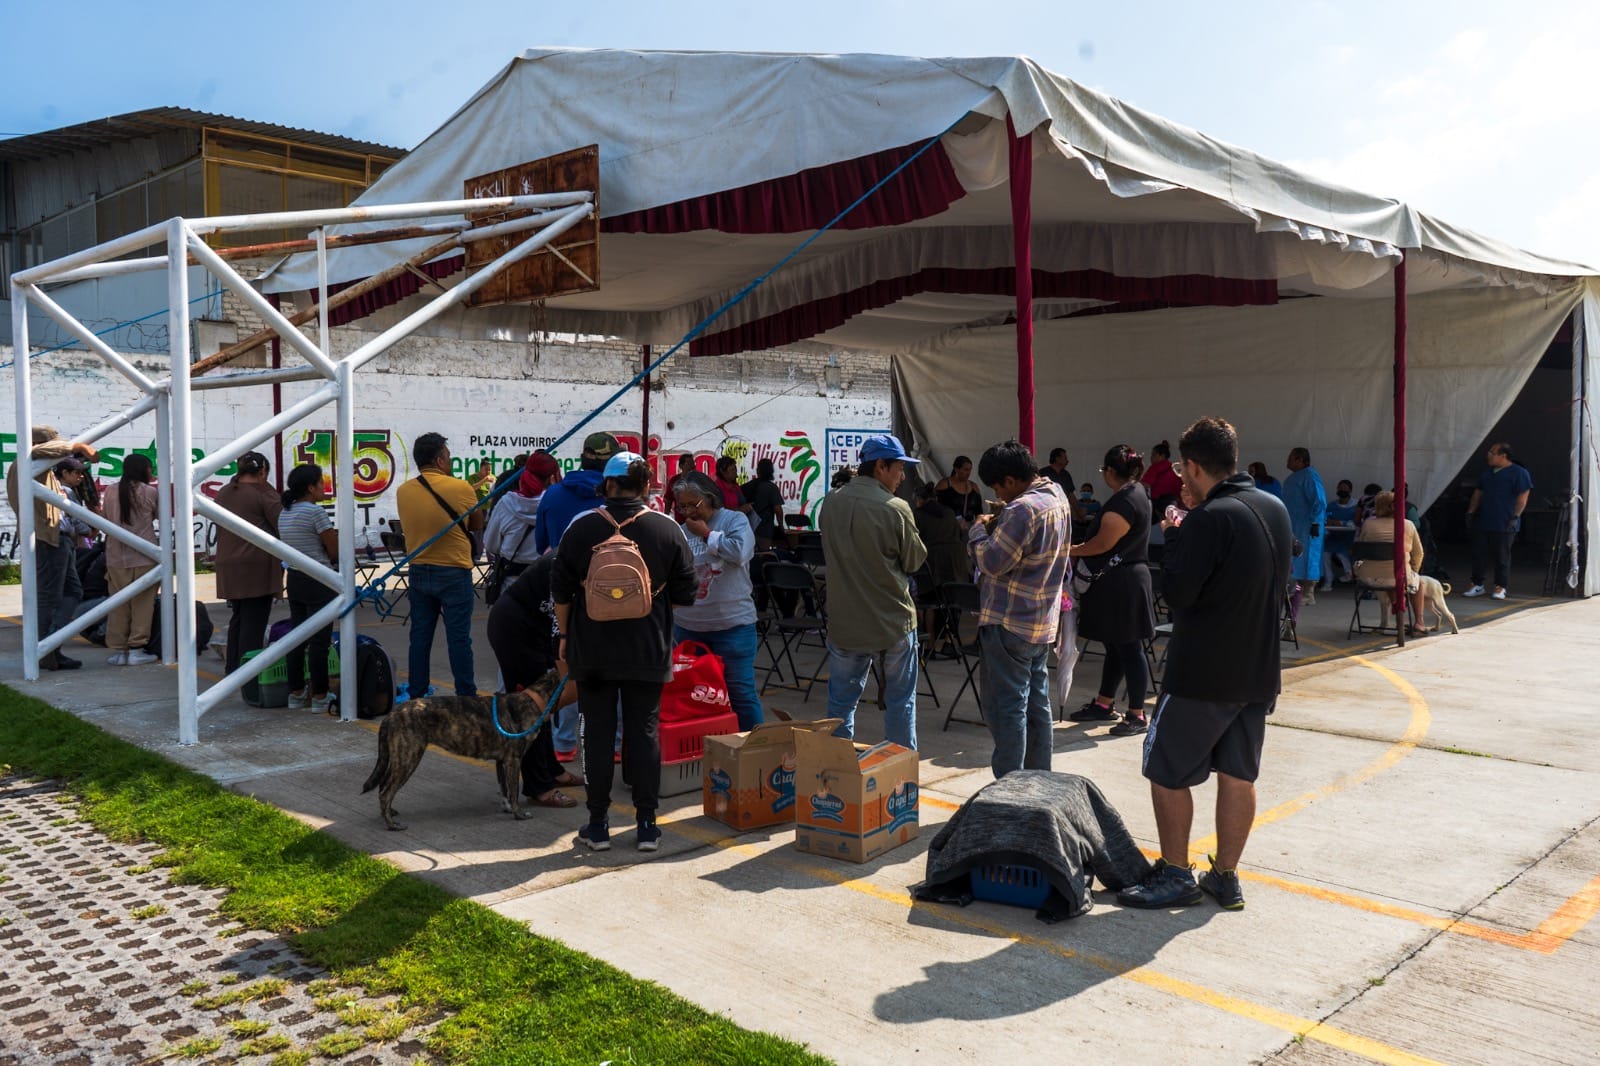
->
xmin=602 ymin=450 xmax=645 ymax=477
xmin=859 ymin=434 xmax=919 ymax=465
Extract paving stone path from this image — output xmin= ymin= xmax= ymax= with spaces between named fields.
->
xmin=0 ymin=776 xmax=443 ymax=1064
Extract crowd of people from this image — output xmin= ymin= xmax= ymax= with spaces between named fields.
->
xmin=7 ymin=414 xmax=1533 ymax=898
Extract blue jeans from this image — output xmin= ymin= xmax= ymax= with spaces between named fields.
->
xmin=826 ymin=630 xmax=918 ymax=750
xmin=675 ymin=622 xmax=764 ymax=730
xmin=978 ymin=624 xmax=1053 ymax=778
xmin=407 ymin=564 xmax=476 ymax=696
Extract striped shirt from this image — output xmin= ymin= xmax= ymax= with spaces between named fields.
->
xmin=967 ymin=477 xmax=1071 ymax=644
xmin=278 ymin=501 xmax=333 ymax=570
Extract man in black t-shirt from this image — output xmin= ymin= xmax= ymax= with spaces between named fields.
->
xmin=1117 ymin=416 xmax=1291 ymax=913
xmin=1044 ymin=447 xmax=1086 ymax=525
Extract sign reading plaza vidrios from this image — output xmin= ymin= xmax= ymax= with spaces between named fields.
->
xmin=0 ymin=419 xmax=880 ymax=557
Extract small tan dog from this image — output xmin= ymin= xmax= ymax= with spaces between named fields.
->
xmin=1416 ymin=576 xmax=1459 ymax=634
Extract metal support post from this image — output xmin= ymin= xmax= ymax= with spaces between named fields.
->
xmin=336 ymin=359 xmax=358 ymax=721
xmin=170 ymin=219 xmax=200 ymax=743
xmin=155 ymin=392 xmax=176 ymax=665
xmin=10 ymin=281 xmax=38 ymax=679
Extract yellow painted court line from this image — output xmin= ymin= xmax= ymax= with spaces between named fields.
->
xmin=649 ymin=810 xmax=1442 ymax=1065
xmin=1189 ymin=649 xmax=1431 ymax=859
xmin=15 ymin=614 xmax=1595 ymax=959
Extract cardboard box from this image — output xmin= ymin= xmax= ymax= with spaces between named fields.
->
xmin=702 ymin=719 xmax=841 ymax=829
xmin=792 ymin=730 xmax=920 ymax=863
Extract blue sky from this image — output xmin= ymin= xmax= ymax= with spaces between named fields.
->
xmin=7 ymin=0 xmax=1598 ymax=266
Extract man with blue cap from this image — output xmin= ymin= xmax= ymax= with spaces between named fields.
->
xmin=819 ymin=434 xmax=928 ymax=749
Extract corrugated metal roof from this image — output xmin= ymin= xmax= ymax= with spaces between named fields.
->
xmin=0 ymin=107 xmax=405 ymax=162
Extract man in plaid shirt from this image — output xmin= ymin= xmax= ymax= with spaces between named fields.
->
xmin=968 ymin=441 xmax=1072 ymax=777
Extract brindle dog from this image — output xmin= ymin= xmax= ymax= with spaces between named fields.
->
xmin=362 ymin=671 xmax=567 ymax=831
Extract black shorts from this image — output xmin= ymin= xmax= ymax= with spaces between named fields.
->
xmin=1141 ymin=692 xmax=1273 ymax=789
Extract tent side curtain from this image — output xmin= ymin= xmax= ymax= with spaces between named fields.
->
xmin=689 ymin=268 xmax=1278 ymax=356
xmin=895 ymin=282 xmax=1584 ymax=513
xmin=1583 ymin=281 xmax=1600 ymax=596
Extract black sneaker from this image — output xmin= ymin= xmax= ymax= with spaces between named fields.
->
xmin=1117 ymin=859 xmax=1202 ymax=908
xmin=1108 ymin=713 xmax=1147 ymax=736
xmin=637 ymin=821 xmax=662 ymax=852
xmin=577 ymin=821 xmax=611 ymax=851
xmin=1069 ymin=700 xmax=1119 ymax=722
xmin=1198 ymin=854 xmax=1244 ymax=910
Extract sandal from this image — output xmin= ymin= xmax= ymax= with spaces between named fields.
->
xmin=528 ymin=789 xmax=577 ymax=809
xmin=553 ymin=771 xmax=584 ymax=788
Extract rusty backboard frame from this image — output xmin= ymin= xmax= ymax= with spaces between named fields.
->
xmin=464 ymin=145 xmax=600 ymax=307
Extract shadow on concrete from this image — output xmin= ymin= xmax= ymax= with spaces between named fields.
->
xmin=875 ymin=897 xmax=1215 ymax=1023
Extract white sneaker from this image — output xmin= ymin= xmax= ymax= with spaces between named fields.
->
xmin=287 ymin=691 xmax=310 ymax=709
xmin=1491 ymin=589 xmax=1507 ymax=600
xmin=107 ymin=651 xmax=127 ymax=666
xmin=1462 ymin=585 xmax=1487 ymax=598
xmin=309 ymin=694 xmax=336 ymax=715
xmin=124 ymin=650 xmax=159 ymax=666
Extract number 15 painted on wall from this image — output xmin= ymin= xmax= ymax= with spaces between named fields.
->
xmin=293 ymin=430 xmax=401 ymax=501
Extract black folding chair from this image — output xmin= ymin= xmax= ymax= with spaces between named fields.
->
xmin=760 ymin=561 xmax=828 ymax=700
xmin=1347 ymin=540 xmax=1400 ymax=639
xmin=373 ymin=529 xmax=413 ymax=622
xmin=1280 ymin=590 xmax=1299 ymax=649
xmin=939 ymin=582 xmax=985 ymax=729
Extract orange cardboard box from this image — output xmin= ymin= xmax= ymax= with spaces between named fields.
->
xmin=792 ymin=730 xmax=919 ymax=863
xmin=702 ymin=718 xmax=842 ymax=830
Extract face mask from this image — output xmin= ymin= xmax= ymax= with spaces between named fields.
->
xmin=1337 ymin=491 xmax=1350 ymax=500
xmin=1079 ymin=491 xmax=1092 ymax=500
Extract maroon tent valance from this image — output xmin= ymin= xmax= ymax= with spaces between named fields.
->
xmin=688 ymin=268 xmax=1280 ymax=356
xmin=602 ymin=138 xmax=965 ymax=235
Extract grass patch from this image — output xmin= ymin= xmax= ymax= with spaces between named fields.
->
xmin=364 ymin=1010 xmax=412 ymax=1042
xmin=130 ymin=903 xmax=167 ymax=920
xmin=1368 ymin=976 xmax=1387 ymax=986
xmin=314 ymin=1031 xmax=367 ymax=1057
xmin=240 ymin=1032 xmax=292 ymax=1055
xmin=167 ymin=1035 xmax=224 ymax=1058
xmin=227 ymin=1019 xmax=273 ymax=1038
xmin=1441 ymin=746 xmax=1494 ymax=758
xmin=0 ymin=683 xmax=827 ymax=1066
xmin=269 ymin=1049 xmax=310 ymax=1066
xmin=336 ymin=1004 xmax=383 ymax=1028
xmin=195 ymin=978 xmax=287 ymax=1009
xmin=180 ymin=980 xmax=208 ymax=996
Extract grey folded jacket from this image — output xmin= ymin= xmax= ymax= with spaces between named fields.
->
xmin=912 ymin=770 xmax=1152 ymax=922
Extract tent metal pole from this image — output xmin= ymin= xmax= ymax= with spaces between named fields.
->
xmin=1393 ymin=251 xmax=1408 ymax=646
xmin=641 ymin=344 xmax=652 ymax=466
xmin=11 ymin=281 xmax=39 ymax=679
xmin=1007 ymin=115 xmax=1035 ymax=452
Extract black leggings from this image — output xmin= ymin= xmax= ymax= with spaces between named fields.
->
xmin=225 ymin=595 xmax=275 ymax=676
xmin=485 ymin=603 xmax=567 ymax=799
xmin=578 ymin=679 xmax=664 ymax=822
xmin=1097 ymin=641 xmax=1150 ymax=712
xmin=285 ymin=571 xmax=334 ymax=696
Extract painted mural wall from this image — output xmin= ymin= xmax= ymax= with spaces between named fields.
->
xmin=1 ymin=342 xmax=890 ymax=557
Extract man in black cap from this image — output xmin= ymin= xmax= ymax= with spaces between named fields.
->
xmin=5 ymin=426 xmax=98 ymax=670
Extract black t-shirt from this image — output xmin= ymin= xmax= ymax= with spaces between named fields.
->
xmin=937 ymin=484 xmax=983 ymax=524
xmin=1095 ymin=483 xmax=1150 ymax=564
xmin=498 ymin=552 xmax=559 ymax=670
xmin=1043 ymin=466 xmax=1075 ymax=496
xmin=550 ymin=498 xmax=697 ymax=684
xmin=1160 ymin=474 xmax=1293 ymax=703
xmin=742 ymin=478 xmax=785 ymax=539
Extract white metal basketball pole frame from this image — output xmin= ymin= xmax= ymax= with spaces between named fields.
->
xmin=11 ymin=192 xmax=594 ymax=744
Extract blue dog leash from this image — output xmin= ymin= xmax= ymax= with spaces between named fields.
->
xmin=490 ymin=674 xmax=569 ymax=740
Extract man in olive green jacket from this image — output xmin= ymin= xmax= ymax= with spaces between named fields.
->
xmin=5 ymin=426 xmax=99 ymax=670
xmin=819 ymin=434 xmax=928 ymax=749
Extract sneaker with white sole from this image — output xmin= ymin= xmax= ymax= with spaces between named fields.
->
xmin=637 ymin=820 xmax=662 ymax=852
xmin=287 ymin=691 xmax=310 ymax=709
xmin=124 ymin=650 xmax=159 ymax=666
xmin=106 ymin=651 xmax=128 ymax=666
xmin=1491 ymin=588 xmax=1507 ymax=600
xmin=308 ymin=694 xmax=336 ymax=715
xmin=578 ymin=821 xmax=611 ymax=851
xmin=1462 ymin=585 xmax=1487 ymax=598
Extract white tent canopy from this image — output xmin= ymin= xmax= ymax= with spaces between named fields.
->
xmin=259 ymin=48 xmax=1598 ymax=594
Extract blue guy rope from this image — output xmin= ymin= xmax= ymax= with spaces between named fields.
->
xmin=347 ymin=111 xmax=969 ymax=617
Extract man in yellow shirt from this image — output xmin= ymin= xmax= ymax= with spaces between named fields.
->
xmin=395 ymin=432 xmax=484 ymax=697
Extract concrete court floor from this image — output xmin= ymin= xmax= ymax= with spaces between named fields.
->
xmin=1 ymin=573 xmax=1596 ymax=1065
